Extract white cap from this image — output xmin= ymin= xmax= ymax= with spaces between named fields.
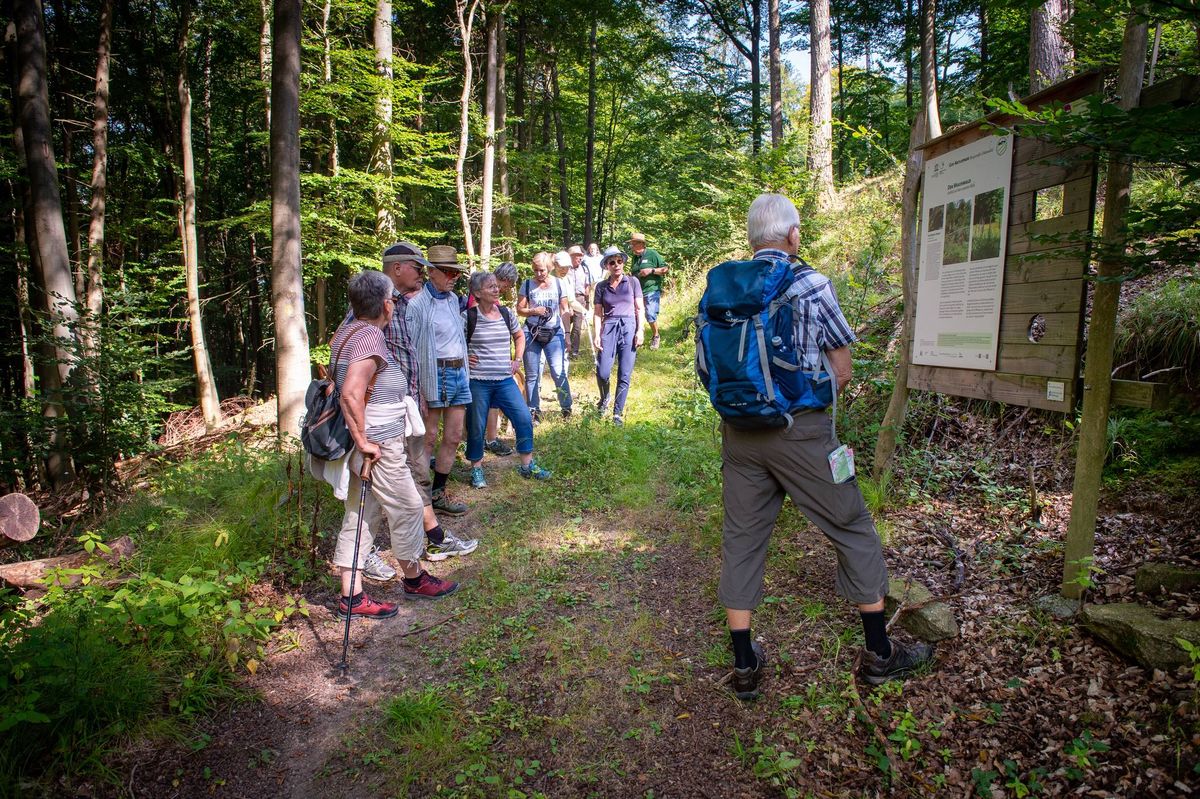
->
xmin=553 ymin=250 xmax=571 ymax=268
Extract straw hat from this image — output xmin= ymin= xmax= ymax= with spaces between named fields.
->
xmin=426 ymin=245 xmax=465 ymax=271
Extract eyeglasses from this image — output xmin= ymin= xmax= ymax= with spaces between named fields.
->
xmin=606 ymin=258 xmax=625 ymax=265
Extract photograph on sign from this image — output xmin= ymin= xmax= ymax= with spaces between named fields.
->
xmin=913 ymin=134 xmax=1014 ymax=370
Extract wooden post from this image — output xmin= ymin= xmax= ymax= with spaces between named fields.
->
xmin=1060 ymin=15 xmax=1148 ymax=600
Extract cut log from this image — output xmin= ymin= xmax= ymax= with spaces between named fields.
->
xmin=0 ymin=493 xmax=40 ymax=547
xmin=0 ymin=535 xmax=134 ymax=590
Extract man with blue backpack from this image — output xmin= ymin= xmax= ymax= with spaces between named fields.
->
xmin=696 ymin=193 xmax=934 ymax=700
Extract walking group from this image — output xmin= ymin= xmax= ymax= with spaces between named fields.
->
xmin=310 ymin=233 xmax=669 ymax=623
xmin=310 ymin=195 xmax=934 ymax=696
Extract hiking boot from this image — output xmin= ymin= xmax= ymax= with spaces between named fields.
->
xmin=530 ymin=408 xmax=543 ymax=425
xmin=470 ymin=466 xmax=487 ymax=489
xmin=859 ymin=639 xmax=934 ymax=686
xmin=651 ymin=335 xmax=661 ymax=350
xmin=485 ymin=438 xmax=514 ymax=457
xmin=596 ymin=400 xmax=609 ymax=416
xmin=562 ymin=407 xmax=572 ymax=419
xmin=425 ymin=530 xmax=479 ymax=561
xmin=431 ymin=488 xmax=467 ymax=515
xmin=612 ymin=415 xmax=624 ymax=427
xmin=335 ymin=592 xmax=400 ymax=620
xmin=518 ymin=461 xmax=552 ymax=480
xmin=403 ymin=571 xmax=460 ymax=600
xmin=363 ymin=545 xmax=397 ymax=581
xmin=731 ymin=641 xmax=767 ymax=701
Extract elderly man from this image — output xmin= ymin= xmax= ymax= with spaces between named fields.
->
xmin=563 ymin=245 xmax=594 ymax=357
xmin=346 ymin=243 xmax=478 ymax=576
xmin=406 ymin=245 xmax=473 ymax=516
xmin=628 ymin=233 xmax=667 ymax=350
xmin=712 ymin=194 xmax=932 ymax=701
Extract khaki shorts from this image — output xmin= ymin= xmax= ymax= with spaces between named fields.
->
xmin=718 ymin=411 xmax=889 ymax=610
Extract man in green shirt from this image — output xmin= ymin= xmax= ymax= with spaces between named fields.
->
xmin=628 ymin=232 xmax=667 ymax=349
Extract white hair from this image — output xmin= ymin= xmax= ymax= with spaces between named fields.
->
xmin=747 ymin=193 xmax=799 ymax=250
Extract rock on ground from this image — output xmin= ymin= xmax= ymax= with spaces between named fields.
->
xmin=884 ymin=577 xmax=960 ymax=642
xmin=1080 ymin=602 xmax=1200 ymax=670
xmin=1134 ymin=562 xmax=1200 ymax=595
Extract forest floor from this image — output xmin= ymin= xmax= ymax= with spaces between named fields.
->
xmin=91 ymin=303 xmax=1200 ymax=799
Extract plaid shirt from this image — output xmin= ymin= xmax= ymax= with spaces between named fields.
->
xmin=342 ymin=288 xmax=420 ymax=400
xmin=753 ymin=248 xmax=857 ymax=372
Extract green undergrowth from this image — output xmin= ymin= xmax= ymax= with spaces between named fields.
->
xmin=0 ymin=441 xmax=323 ymax=793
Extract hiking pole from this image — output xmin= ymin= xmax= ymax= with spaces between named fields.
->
xmin=334 ymin=459 xmax=373 ymax=681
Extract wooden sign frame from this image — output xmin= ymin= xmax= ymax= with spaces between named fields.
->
xmin=907 ymin=72 xmax=1103 ymax=412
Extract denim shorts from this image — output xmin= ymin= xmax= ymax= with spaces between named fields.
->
xmin=429 ymin=365 xmax=472 ymax=408
xmin=643 ymin=291 xmax=662 ymax=323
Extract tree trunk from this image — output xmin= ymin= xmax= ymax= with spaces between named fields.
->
xmin=178 ymin=5 xmax=222 ymax=431
xmin=873 ymin=107 xmax=926 ymax=477
xmin=0 ymin=535 xmax=134 ymax=591
xmin=920 ymin=0 xmax=943 ymax=139
xmin=808 ymin=0 xmax=835 ymax=208
xmin=750 ymin=0 xmax=762 ymax=154
xmin=1147 ymin=22 xmax=1162 ymax=86
xmin=316 ymin=0 xmax=336 ymax=341
xmin=480 ymin=9 xmax=500 ymax=267
xmin=81 ymin=0 xmax=110 ymax=365
xmin=1029 ymin=0 xmax=1071 ymax=93
xmin=454 ymin=0 xmax=481 ymax=267
xmin=768 ymin=0 xmax=782 ymax=147
xmin=270 ymin=0 xmax=311 ymax=440
xmin=551 ymin=59 xmax=569 ymax=246
xmin=905 ymin=0 xmax=914 ymax=122
xmin=1062 ymin=14 xmax=1147 ymax=599
xmin=14 ymin=0 xmax=78 ymax=488
xmin=496 ymin=12 xmax=514 ymax=250
xmin=583 ymin=15 xmax=598 ymax=243
xmin=260 ymin=0 xmax=271 ymax=129
xmin=371 ymin=0 xmax=395 ymax=238
xmin=836 ymin=16 xmax=845 ymax=182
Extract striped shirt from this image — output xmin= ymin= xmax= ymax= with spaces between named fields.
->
xmin=342 ymin=289 xmax=420 ymax=401
xmin=329 ymin=321 xmax=408 ymax=443
xmin=753 ymin=248 xmax=857 ymax=372
xmin=464 ymin=308 xmax=520 ymax=381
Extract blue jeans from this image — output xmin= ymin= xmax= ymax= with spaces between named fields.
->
xmin=643 ymin=291 xmax=662 ymax=323
xmin=429 ymin=365 xmax=472 ymax=408
xmin=467 ymin=378 xmax=533 ymax=462
xmin=523 ymin=328 xmax=572 ymax=413
xmin=597 ymin=317 xmax=637 ymax=417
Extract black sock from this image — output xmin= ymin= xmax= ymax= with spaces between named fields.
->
xmin=403 ymin=572 xmax=424 ymax=588
xmin=730 ymin=628 xmax=758 ymax=670
xmin=342 ymin=591 xmax=364 ymax=607
xmin=425 ymin=524 xmax=445 ymax=545
xmin=433 ymin=470 xmax=449 ymax=492
xmin=861 ymin=610 xmax=892 ymax=658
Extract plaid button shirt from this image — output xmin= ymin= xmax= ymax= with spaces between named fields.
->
xmin=753 ymin=248 xmax=857 ymax=372
xmin=342 ymin=288 xmax=421 ymax=400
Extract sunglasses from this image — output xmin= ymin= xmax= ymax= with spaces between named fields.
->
xmin=606 ymin=258 xmax=626 ymax=265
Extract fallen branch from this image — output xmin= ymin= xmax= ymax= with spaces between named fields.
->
xmin=0 ymin=535 xmax=135 ymax=591
xmin=398 ymin=614 xmax=458 ymax=638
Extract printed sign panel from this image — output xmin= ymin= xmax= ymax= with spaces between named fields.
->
xmin=913 ymin=134 xmax=1014 ymax=370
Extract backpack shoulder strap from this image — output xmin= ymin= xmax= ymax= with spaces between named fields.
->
xmin=465 ymin=306 xmax=479 ymax=343
xmin=499 ymin=305 xmax=515 ymax=329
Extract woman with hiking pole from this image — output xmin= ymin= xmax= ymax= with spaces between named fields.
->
xmin=331 ymin=270 xmax=458 ymax=622
xmin=591 ymin=246 xmax=647 ymax=427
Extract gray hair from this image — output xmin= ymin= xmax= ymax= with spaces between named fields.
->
xmin=469 ymin=271 xmax=496 ymax=297
xmin=348 ymin=269 xmax=393 ymax=320
xmin=747 ymin=193 xmax=800 ymax=250
xmin=494 ymin=261 xmax=518 ymax=284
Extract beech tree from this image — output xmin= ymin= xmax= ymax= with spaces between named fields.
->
xmin=1030 ymin=0 xmax=1072 ymax=92
xmin=809 ymin=0 xmax=835 ymax=207
xmin=270 ymin=0 xmax=310 ymax=440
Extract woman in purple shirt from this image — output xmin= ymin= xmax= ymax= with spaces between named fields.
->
xmin=590 ymin=246 xmax=647 ymax=426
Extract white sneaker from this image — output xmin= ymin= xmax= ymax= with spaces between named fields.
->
xmin=363 ymin=545 xmax=397 ymax=581
xmin=425 ymin=531 xmax=479 ymax=561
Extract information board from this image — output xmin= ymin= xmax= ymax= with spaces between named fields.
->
xmin=913 ymin=133 xmax=1014 ymax=370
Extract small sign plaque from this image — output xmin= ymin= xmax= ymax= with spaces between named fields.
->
xmin=1046 ymin=381 xmax=1065 ymax=402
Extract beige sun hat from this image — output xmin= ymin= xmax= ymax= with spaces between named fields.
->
xmin=426 ymin=244 xmax=465 ymax=271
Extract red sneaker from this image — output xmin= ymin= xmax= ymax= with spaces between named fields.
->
xmin=336 ymin=592 xmax=400 ymax=620
xmin=403 ymin=571 xmax=460 ymax=600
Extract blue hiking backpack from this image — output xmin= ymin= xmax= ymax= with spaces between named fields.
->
xmin=695 ymin=257 xmax=835 ymax=430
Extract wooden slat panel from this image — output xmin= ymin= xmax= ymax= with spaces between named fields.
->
xmin=1008 ymin=211 xmax=1091 ymax=254
xmin=1010 ymin=155 xmax=1095 ymax=196
xmin=999 ymin=312 xmax=1082 ymax=346
xmin=1006 ymin=250 xmax=1089 ymax=283
xmin=1001 ymin=278 xmax=1086 ymax=313
xmin=1013 ymin=137 xmax=1074 ymax=166
xmin=908 ymin=364 xmax=1076 ymax=412
xmin=996 ymin=343 xmax=1078 ymax=378
xmin=1009 ymin=176 xmax=1096 ymax=226
xmin=1140 ymin=75 xmax=1200 ymax=108
xmin=1111 ymin=380 xmax=1170 ymax=410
